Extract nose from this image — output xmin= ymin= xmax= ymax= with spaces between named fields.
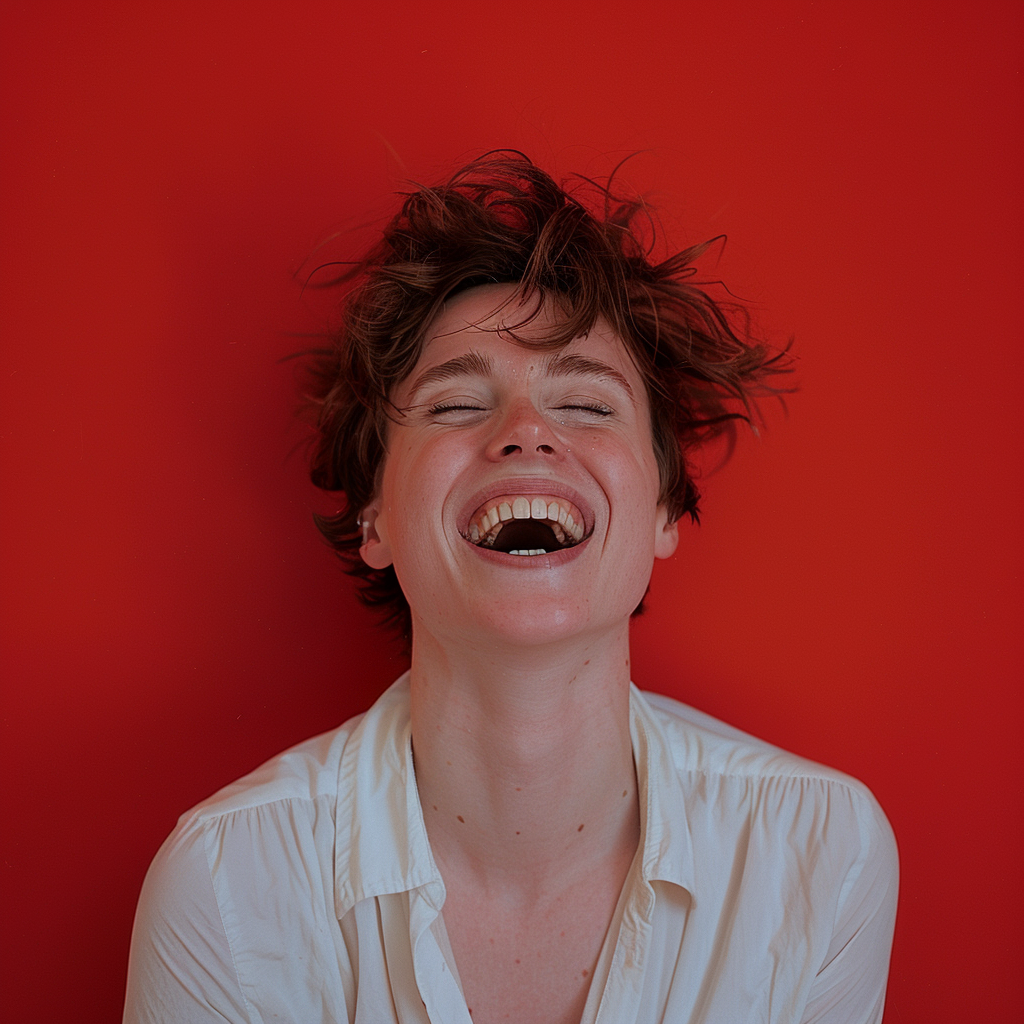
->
xmin=485 ymin=399 xmax=560 ymax=461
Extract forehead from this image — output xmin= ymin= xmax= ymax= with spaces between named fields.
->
xmin=400 ymin=283 xmax=641 ymax=392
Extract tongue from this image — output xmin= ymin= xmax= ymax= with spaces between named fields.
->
xmin=492 ymin=520 xmax=560 ymax=553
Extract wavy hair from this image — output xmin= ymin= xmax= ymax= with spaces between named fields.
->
xmin=302 ymin=152 xmax=791 ymax=636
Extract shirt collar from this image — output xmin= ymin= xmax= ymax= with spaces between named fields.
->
xmin=629 ymin=683 xmax=696 ymax=896
xmin=333 ymin=675 xmax=696 ymax=920
xmin=334 ymin=673 xmax=443 ymax=920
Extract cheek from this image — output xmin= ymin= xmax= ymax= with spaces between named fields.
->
xmin=378 ymin=443 xmax=457 ymax=558
xmin=603 ymin=439 xmax=663 ymax=512
xmin=605 ymin=443 xmax=666 ymax=564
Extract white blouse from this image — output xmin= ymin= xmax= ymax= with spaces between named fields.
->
xmin=123 ymin=677 xmax=897 ymax=1023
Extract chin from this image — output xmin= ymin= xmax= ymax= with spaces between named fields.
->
xmin=464 ymin=595 xmax=636 ymax=651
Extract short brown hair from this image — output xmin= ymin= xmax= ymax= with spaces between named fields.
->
xmin=303 ymin=152 xmax=790 ymax=636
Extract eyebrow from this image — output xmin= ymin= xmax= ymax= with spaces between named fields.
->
xmin=544 ymin=352 xmax=634 ymax=399
xmin=405 ymin=348 xmax=635 ymax=401
xmin=406 ymin=351 xmax=495 ymax=400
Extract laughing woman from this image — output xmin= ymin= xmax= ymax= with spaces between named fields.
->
xmin=123 ymin=154 xmax=897 ymax=1024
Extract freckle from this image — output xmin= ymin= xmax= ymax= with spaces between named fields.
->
xmin=515 ymin=786 xmax=521 ymax=791
xmin=446 ymin=760 xmax=452 ymax=766
xmin=560 ymin=931 xmax=565 ymax=937
xmin=584 ymin=659 xmax=590 ymax=666
xmin=582 ymin=968 xmax=589 ymax=978
xmin=515 ymin=831 xmax=520 ymax=835
xmin=433 ymin=805 xmax=438 ymax=811
xmin=622 ymin=790 xmax=627 ymax=798
xmin=515 ymin=958 xmax=521 ymax=964
xmin=457 ymin=815 xmax=465 ymax=823
xmin=577 ymin=823 xmax=585 ymax=832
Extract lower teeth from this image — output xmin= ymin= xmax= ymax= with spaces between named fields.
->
xmin=509 ymin=549 xmax=547 ymax=556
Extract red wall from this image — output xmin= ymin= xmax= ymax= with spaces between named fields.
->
xmin=2 ymin=3 xmax=1021 ymax=1020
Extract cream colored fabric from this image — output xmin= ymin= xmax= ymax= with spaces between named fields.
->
xmin=123 ymin=676 xmax=897 ymax=1024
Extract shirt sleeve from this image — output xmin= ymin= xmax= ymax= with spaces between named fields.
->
xmin=123 ymin=819 xmax=252 ymax=1024
xmin=800 ymin=787 xmax=899 ymax=1024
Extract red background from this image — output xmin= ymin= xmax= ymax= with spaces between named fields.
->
xmin=2 ymin=3 xmax=1021 ymax=1021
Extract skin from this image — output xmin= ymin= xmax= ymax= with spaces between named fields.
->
xmin=360 ymin=284 xmax=678 ymax=1024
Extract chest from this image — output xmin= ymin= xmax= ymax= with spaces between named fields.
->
xmin=438 ymin=873 xmax=625 ymax=1024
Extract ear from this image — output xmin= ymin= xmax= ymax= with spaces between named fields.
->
xmin=653 ymin=505 xmax=679 ymax=561
xmin=358 ymin=502 xmax=393 ymax=570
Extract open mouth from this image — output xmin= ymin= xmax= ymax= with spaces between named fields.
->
xmin=465 ymin=494 xmax=587 ymax=556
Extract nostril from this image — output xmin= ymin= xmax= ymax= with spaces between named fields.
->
xmin=501 ymin=444 xmax=522 ymax=456
xmin=537 ymin=444 xmax=555 ymax=454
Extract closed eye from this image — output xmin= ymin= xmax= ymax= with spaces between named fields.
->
xmin=426 ymin=401 xmax=489 ymax=421
xmin=555 ymin=403 xmax=613 ymax=416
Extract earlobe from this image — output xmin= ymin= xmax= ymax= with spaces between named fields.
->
xmin=654 ymin=507 xmax=679 ymax=560
xmin=358 ymin=505 xmax=393 ymax=570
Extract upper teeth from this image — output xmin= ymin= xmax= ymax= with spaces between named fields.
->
xmin=467 ymin=494 xmax=585 ymax=548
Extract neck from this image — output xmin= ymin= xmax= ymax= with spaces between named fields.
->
xmin=409 ymin=623 xmax=640 ymax=896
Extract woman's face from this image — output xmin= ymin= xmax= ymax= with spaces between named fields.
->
xmin=360 ymin=284 xmax=678 ymax=650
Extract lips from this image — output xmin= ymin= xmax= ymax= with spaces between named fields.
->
xmin=459 ymin=481 xmax=593 ymax=558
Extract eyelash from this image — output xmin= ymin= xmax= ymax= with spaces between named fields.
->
xmin=559 ymin=402 xmax=612 ymax=416
xmin=427 ymin=402 xmax=486 ymax=415
xmin=426 ymin=402 xmax=613 ymax=417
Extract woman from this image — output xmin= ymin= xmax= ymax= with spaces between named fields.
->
xmin=124 ymin=153 xmax=897 ymax=1023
